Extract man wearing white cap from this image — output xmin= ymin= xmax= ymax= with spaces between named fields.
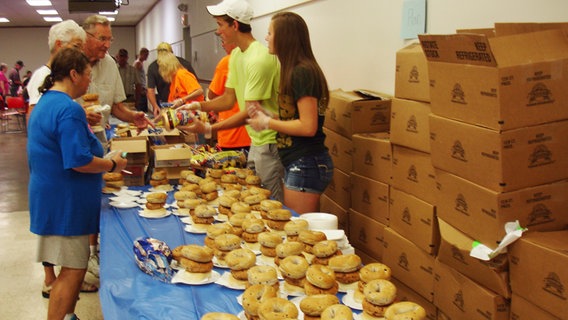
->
xmin=178 ymin=0 xmax=284 ymax=202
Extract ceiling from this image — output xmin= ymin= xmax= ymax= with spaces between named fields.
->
xmin=1 ymin=0 xmax=160 ymax=27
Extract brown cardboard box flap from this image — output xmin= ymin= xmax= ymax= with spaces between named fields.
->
xmin=418 ymin=33 xmax=497 ymax=66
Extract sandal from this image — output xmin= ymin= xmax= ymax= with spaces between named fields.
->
xmin=42 ymin=283 xmax=52 ymax=299
xmin=80 ymin=281 xmax=98 ymax=293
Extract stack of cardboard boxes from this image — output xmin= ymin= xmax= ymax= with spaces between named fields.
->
xmin=320 ymin=89 xmax=392 ymax=262
xmin=418 ymin=25 xmax=568 ymax=319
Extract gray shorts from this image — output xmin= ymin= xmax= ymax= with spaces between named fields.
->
xmin=247 ymin=143 xmax=284 ymax=202
xmin=37 ymin=235 xmax=90 ymax=269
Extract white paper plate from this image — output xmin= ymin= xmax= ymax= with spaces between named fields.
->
xmin=109 ymin=195 xmax=139 ymax=203
xmin=212 ymin=256 xmax=230 ymax=269
xmin=172 ymin=208 xmax=190 ymax=216
xmin=342 ymin=290 xmax=363 ymax=310
xmin=114 ymin=189 xmax=142 ymax=197
xmin=215 ymin=271 xmax=247 ymax=290
xmin=339 ymin=281 xmax=359 ymax=293
xmin=237 ymin=311 xmax=246 ymax=320
xmin=109 ymin=201 xmax=139 ymax=209
xmin=179 ymin=216 xmax=194 ymax=225
xmin=171 ymin=270 xmax=220 ymax=285
xmin=280 ymin=282 xmax=306 ymax=297
xmin=241 ymin=241 xmax=261 ymax=255
xmin=214 ymin=213 xmax=228 ymax=222
xmin=138 ymin=209 xmax=171 ymax=219
xmin=184 ymin=224 xmax=208 ymax=234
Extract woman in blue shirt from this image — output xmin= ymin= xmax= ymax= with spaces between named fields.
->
xmin=27 ymin=47 xmax=127 ymax=320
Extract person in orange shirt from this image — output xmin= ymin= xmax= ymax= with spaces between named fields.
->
xmin=209 ymin=40 xmax=251 ymax=152
xmin=158 ymin=51 xmax=204 ymax=106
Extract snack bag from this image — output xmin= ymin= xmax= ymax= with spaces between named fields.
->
xmin=133 ymin=237 xmax=174 ymax=283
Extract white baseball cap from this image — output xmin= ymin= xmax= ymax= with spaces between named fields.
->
xmin=207 ymin=0 xmax=254 ymax=25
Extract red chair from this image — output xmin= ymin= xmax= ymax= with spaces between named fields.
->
xmin=2 ymin=96 xmax=27 ymax=133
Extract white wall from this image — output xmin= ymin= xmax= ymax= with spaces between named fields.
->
xmin=0 ymin=27 xmax=136 ymax=75
xmin=135 ymin=0 xmax=568 ymax=95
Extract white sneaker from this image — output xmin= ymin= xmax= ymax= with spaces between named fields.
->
xmin=87 ymin=254 xmax=100 ymax=278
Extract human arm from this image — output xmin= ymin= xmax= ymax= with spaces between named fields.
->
xmin=73 ymin=152 xmax=127 ymax=174
xmin=177 ymin=87 xmax=237 ymax=113
xmin=178 ymin=106 xmax=248 ymax=137
xmin=247 ymin=96 xmax=318 ymax=136
xmin=111 ymin=102 xmax=154 ymax=130
xmin=171 ymin=87 xmax=204 ymax=108
xmin=147 ymin=87 xmax=161 ymax=118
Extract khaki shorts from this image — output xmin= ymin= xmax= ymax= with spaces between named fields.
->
xmin=37 ymin=235 xmax=90 ymax=269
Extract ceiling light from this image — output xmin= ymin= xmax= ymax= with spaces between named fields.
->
xmin=37 ymin=9 xmax=58 ymax=15
xmin=0 ymin=18 xmax=10 ymax=23
xmin=26 ymin=0 xmax=52 ymax=6
xmin=44 ymin=17 xmax=63 ymax=22
xmin=99 ymin=10 xmax=119 ymax=15
xmin=107 ymin=17 xmax=116 ymax=22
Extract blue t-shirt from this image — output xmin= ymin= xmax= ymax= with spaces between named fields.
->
xmin=27 ymin=90 xmax=104 ymax=236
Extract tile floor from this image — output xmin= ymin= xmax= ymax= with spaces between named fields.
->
xmin=0 ymin=130 xmax=103 ymax=319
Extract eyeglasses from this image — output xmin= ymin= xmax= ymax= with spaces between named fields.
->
xmin=86 ymin=31 xmax=114 ymax=44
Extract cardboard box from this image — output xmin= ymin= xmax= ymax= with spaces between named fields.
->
xmin=390 ymin=98 xmax=431 ymax=153
xmin=389 ymin=187 xmax=439 ymax=255
xmin=429 ymin=114 xmax=568 ymax=192
xmin=319 ymin=194 xmax=349 ymax=234
xmin=110 ymin=136 xmax=149 ymax=165
xmin=390 ymin=277 xmax=437 ymax=320
xmin=434 ymin=259 xmax=510 ymax=320
xmin=494 ymin=22 xmax=568 ymax=37
xmin=391 ymin=145 xmax=437 ymax=203
xmin=509 ymin=230 xmax=568 ymax=319
xmin=437 ymin=218 xmax=510 ymax=298
xmin=354 ymin=248 xmax=379 ymax=265
xmin=436 ymin=170 xmax=568 ymax=247
xmin=324 ymin=89 xmax=391 ymax=138
xmin=350 ymin=172 xmax=389 ymax=225
xmin=151 ymin=144 xmax=193 ymax=168
xmin=323 ymin=127 xmax=353 ymax=173
xmin=394 ymin=42 xmax=430 ymax=102
xmin=383 ymin=227 xmax=435 ymax=302
xmin=121 ymin=164 xmax=147 ymax=186
xmin=323 ymin=168 xmax=351 ymax=210
xmin=510 ymin=294 xmax=561 ymax=320
xmin=351 ymin=133 xmax=392 ymax=184
xmin=419 ymin=29 xmax=568 ymax=130
xmin=136 ymin=128 xmax=185 ymax=145
xmin=348 ymin=209 xmax=386 ymax=261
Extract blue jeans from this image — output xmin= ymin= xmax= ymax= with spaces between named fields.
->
xmin=284 ymin=152 xmax=334 ymax=194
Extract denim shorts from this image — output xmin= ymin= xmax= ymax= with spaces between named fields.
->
xmin=284 ymin=152 xmax=334 ymax=194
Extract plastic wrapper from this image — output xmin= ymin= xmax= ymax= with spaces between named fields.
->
xmin=133 ymin=237 xmax=174 ymax=283
xmin=190 ymin=150 xmax=247 ymax=169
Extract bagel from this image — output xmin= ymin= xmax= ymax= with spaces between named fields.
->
xmin=180 ymin=183 xmax=202 ymax=194
xmin=299 ymin=294 xmax=340 ymax=318
xmin=274 ymin=241 xmax=305 ymax=266
xmin=384 ymin=301 xmax=427 ymax=320
xmin=245 ymin=175 xmax=261 ymax=186
xmin=260 ymin=199 xmax=283 ymax=212
xmin=247 ymin=265 xmax=279 ymax=290
xmin=200 ymin=181 xmax=218 ymax=194
xmin=218 ymin=195 xmax=238 ymax=215
xmin=200 ymin=312 xmax=239 ymax=320
xmin=244 ymin=194 xmax=267 ymax=207
xmin=174 ymin=191 xmax=197 ymax=201
xmin=146 ymin=192 xmax=167 ymax=204
xmin=214 ymin=233 xmax=242 ymax=251
xmin=248 ymin=186 xmax=272 ymax=198
xmin=185 ymin=174 xmax=203 ymax=184
xmin=360 ymin=262 xmax=392 ymax=283
xmin=205 ymin=223 xmax=235 ymax=248
xmin=321 ymin=304 xmax=354 ymax=320
xmin=228 ymin=212 xmax=248 ymax=237
xmin=81 ymin=93 xmax=99 ymax=102
xmin=220 ymin=173 xmax=238 ymax=184
xmin=257 ymin=297 xmax=298 ymax=320
xmin=279 ymin=255 xmax=309 ymax=280
xmin=328 ymin=254 xmax=362 ymax=273
xmin=225 ymin=248 xmax=256 ymax=271
xmin=179 ymin=244 xmax=214 ymax=263
xmin=258 ymin=232 xmax=284 ymax=248
xmin=179 ymin=170 xmax=194 ymax=180
xmin=284 ymin=219 xmax=309 ymax=241
xmin=231 ymin=201 xmax=251 ymax=215
xmin=178 ymin=257 xmax=214 ymax=273
xmin=312 ymin=240 xmax=339 ymax=258
xmin=242 ymin=284 xmax=279 ymax=318
xmin=224 ymin=189 xmax=242 ymax=199
xmin=105 ymin=180 xmax=124 ymax=189
xmin=103 ymin=172 xmax=123 ymax=181
xmin=266 ymin=209 xmax=292 ymax=221
xmin=299 ymin=230 xmax=327 ymax=254
xmin=363 ymin=279 xmax=397 ymax=306
xmin=305 ymin=264 xmax=336 ymax=290
xmin=151 ymin=170 xmax=167 ymax=181
xmin=194 ymin=204 xmax=217 ymax=218
xmin=149 ymin=178 xmax=168 ymax=187
xmin=242 ymin=218 xmax=266 ymax=234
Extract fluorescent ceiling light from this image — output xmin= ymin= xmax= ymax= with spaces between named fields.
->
xmin=26 ymin=0 xmax=52 ymax=6
xmin=0 ymin=18 xmax=10 ymax=23
xmin=107 ymin=17 xmax=116 ymax=22
xmin=99 ymin=10 xmax=118 ymax=15
xmin=37 ymin=9 xmax=58 ymax=15
xmin=44 ymin=17 xmax=62 ymax=22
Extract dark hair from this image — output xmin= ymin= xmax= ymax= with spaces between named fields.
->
xmin=271 ymin=12 xmax=329 ymax=107
xmin=220 ymin=15 xmax=252 ymax=33
xmin=39 ymin=47 xmax=90 ymax=93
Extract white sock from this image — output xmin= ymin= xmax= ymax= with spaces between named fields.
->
xmin=90 ymin=245 xmax=96 ymax=256
xmin=63 ymin=314 xmax=75 ymax=320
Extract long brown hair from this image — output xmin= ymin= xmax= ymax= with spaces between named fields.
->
xmin=271 ymin=12 xmax=329 ymax=106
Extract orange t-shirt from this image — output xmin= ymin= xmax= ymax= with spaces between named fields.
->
xmin=209 ymin=55 xmax=251 ymax=149
xmin=168 ymin=68 xmax=204 ymax=103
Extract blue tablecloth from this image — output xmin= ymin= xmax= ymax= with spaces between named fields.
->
xmin=99 ymin=187 xmax=243 ymax=319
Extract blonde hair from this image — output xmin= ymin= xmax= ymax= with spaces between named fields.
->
xmin=157 ymin=51 xmax=182 ymax=83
